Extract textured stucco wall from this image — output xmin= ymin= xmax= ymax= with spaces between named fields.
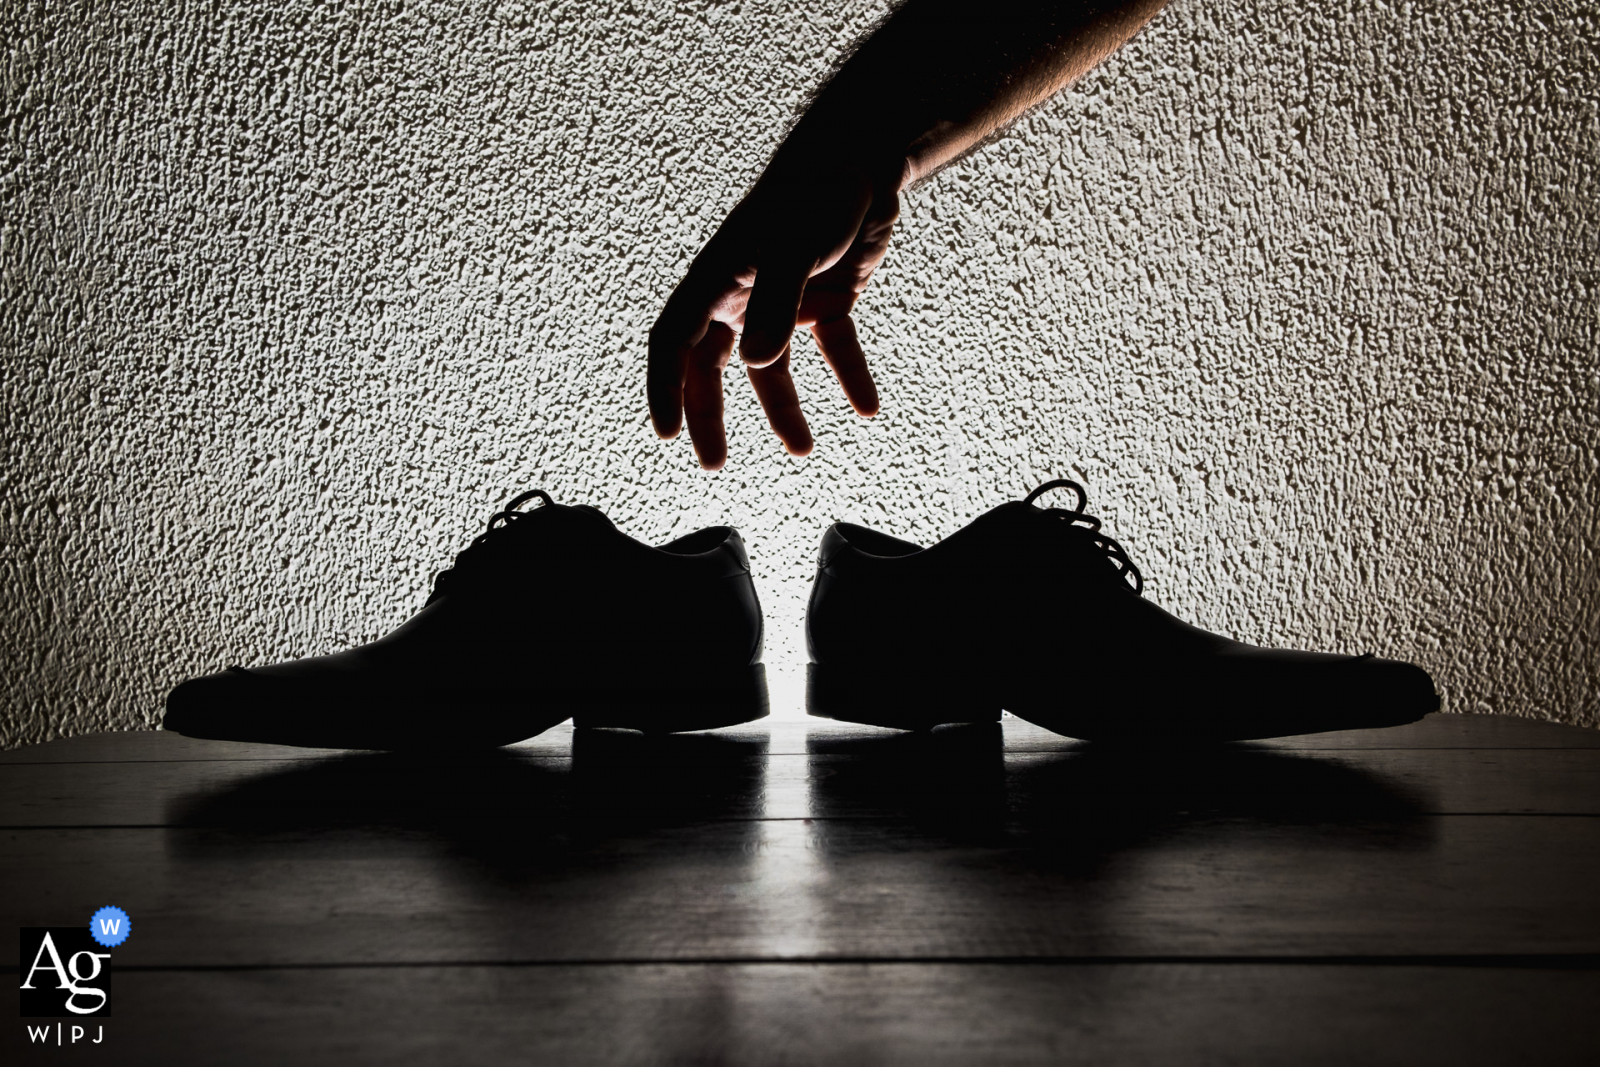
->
xmin=2 ymin=0 xmax=1596 ymax=747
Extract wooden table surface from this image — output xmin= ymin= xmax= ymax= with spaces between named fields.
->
xmin=4 ymin=713 xmax=1598 ymax=1064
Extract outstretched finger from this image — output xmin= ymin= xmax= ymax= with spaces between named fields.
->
xmin=682 ymin=322 xmax=736 ymax=470
xmin=811 ymin=315 xmax=879 ymax=417
xmin=740 ymin=254 xmax=813 ymax=369
xmin=647 ymin=334 xmax=689 ymax=440
xmin=746 ymin=347 xmax=814 ymax=457
xmin=647 ymin=268 xmax=725 ymax=439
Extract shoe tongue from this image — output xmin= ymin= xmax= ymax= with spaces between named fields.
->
xmin=924 ymin=500 xmax=1137 ymax=592
xmin=433 ymin=500 xmax=618 ymax=602
xmin=1015 ymin=501 xmax=1135 ymax=588
xmin=566 ymin=503 xmax=616 ymax=529
xmin=923 ymin=500 xmax=1036 ymax=560
xmin=501 ymin=500 xmax=617 ymax=549
xmin=528 ymin=501 xmax=611 ymax=528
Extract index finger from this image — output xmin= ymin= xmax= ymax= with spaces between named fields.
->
xmin=647 ymin=273 xmax=722 ymax=440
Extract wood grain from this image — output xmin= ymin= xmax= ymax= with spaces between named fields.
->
xmin=11 ymin=964 xmax=1598 ymax=1067
xmin=4 ymin=738 xmax=1597 ymax=828
xmin=3 ymin=814 xmax=1597 ymax=966
xmin=4 ymin=711 xmax=1596 ymax=1064
xmin=6 ymin=713 xmax=1597 ymax=767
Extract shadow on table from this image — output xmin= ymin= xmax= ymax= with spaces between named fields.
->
xmin=806 ymin=721 xmax=1437 ymax=854
xmin=164 ymin=727 xmax=770 ymax=842
xmin=147 ymin=715 xmax=1442 ymax=971
xmin=162 ymin=714 xmax=1434 ymax=872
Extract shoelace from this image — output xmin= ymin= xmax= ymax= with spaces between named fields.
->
xmin=427 ymin=488 xmax=554 ymax=604
xmin=1023 ymin=479 xmax=1144 ymax=595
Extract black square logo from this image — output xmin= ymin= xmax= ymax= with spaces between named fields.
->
xmin=19 ymin=928 xmax=112 ymax=1018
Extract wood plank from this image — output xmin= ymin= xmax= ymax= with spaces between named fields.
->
xmin=0 ymin=726 xmax=578 ymax=764
xmin=3 ymin=815 xmax=1597 ymax=966
xmin=1247 ymin=712 xmax=1600 ymax=750
xmin=991 ymin=712 xmax=1600 ymax=751
xmin=805 ymin=746 xmax=1600 ymax=819
xmin=6 ymin=739 xmax=1597 ymax=828
xmin=11 ymin=963 xmax=1598 ymax=1066
xmin=5 ymin=713 xmax=1596 ymax=766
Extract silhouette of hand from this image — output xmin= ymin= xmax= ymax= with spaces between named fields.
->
xmin=648 ymin=147 xmax=902 ymax=469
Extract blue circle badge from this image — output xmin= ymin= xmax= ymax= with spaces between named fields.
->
xmin=90 ymin=906 xmax=131 ymax=948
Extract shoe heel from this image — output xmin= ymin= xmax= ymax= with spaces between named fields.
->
xmin=571 ymin=663 xmax=769 ymax=734
xmin=806 ymin=662 xmax=1000 ymax=731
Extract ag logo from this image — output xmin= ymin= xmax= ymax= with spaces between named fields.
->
xmin=19 ymin=929 xmax=112 ymax=1017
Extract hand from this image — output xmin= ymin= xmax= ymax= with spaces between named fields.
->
xmin=648 ymin=145 xmax=903 ymax=470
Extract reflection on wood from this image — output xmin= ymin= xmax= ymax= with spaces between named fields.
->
xmin=3 ymin=713 xmax=1596 ymax=1064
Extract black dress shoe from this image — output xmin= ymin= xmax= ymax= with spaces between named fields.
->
xmin=165 ymin=490 xmax=768 ymax=748
xmin=804 ymin=479 xmax=1438 ymax=741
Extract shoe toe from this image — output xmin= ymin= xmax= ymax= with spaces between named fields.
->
xmin=164 ymin=664 xmax=391 ymax=748
xmin=165 ymin=661 xmax=560 ymax=750
xmin=1232 ymin=653 xmax=1439 ymax=739
xmin=163 ymin=669 xmax=272 ymax=742
xmin=1354 ymin=656 xmax=1441 ymax=724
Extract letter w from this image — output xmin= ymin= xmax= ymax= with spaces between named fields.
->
xmin=27 ymin=1025 xmax=52 ymax=1043
xmin=98 ymin=918 xmax=121 ymax=936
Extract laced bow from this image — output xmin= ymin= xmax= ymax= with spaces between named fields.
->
xmin=1023 ymin=479 xmax=1144 ymax=595
xmin=428 ymin=489 xmax=554 ymax=603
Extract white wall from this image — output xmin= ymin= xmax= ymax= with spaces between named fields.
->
xmin=3 ymin=0 xmax=1596 ymax=747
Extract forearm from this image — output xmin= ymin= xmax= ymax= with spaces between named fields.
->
xmin=781 ymin=0 xmax=1171 ymax=187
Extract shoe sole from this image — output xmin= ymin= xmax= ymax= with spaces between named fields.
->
xmin=572 ymin=663 xmax=770 ymax=734
xmin=806 ymin=662 xmax=1001 ymax=731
